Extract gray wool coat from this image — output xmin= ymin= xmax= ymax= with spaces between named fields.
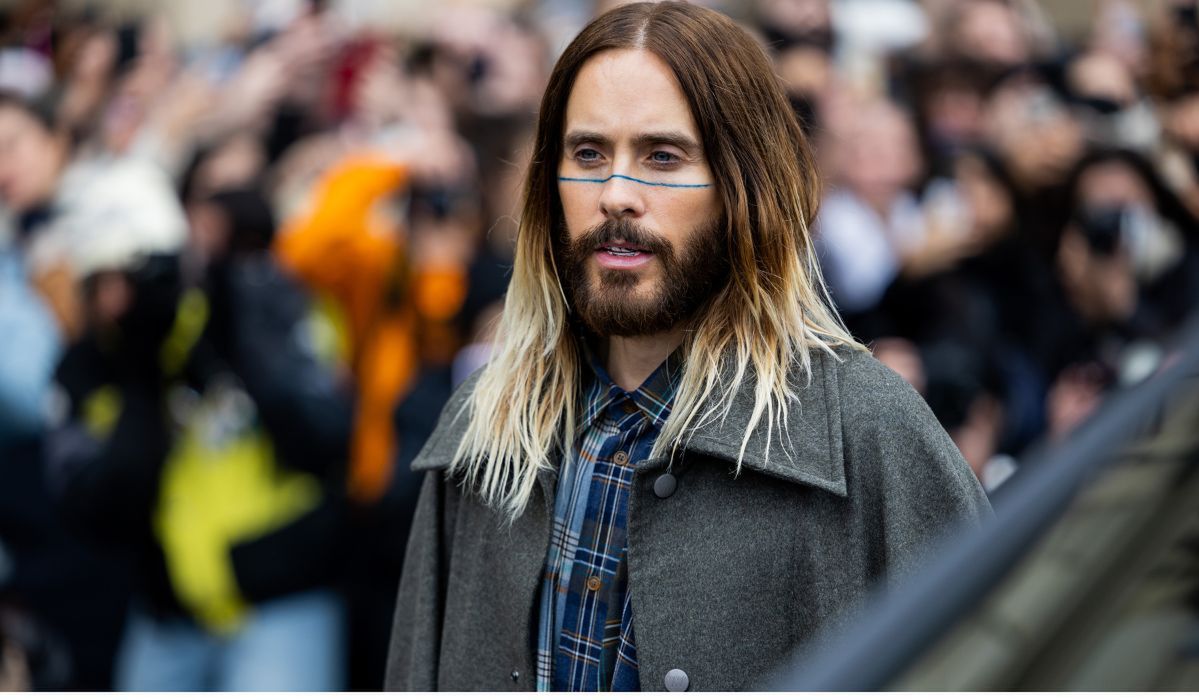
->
xmin=384 ymin=348 xmax=991 ymax=692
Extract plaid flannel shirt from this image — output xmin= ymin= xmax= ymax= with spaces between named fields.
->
xmin=535 ymin=347 xmax=680 ymax=691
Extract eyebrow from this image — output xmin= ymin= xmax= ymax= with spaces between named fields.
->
xmin=563 ymin=129 xmax=702 ymax=156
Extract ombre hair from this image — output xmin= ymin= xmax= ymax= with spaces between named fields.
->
xmin=452 ymin=1 xmax=863 ymax=518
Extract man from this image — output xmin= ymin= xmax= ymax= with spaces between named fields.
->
xmin=386 ymin=2 xmax=990 ymax=692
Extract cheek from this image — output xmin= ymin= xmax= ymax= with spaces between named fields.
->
xmin=659 ymin=190 xmax=721 ymax=236
xmin=558 ymin=184 xmax=598 ymax=236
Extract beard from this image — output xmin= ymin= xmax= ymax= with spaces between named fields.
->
xmin=558 ymin=216 xmax=729 ymax=337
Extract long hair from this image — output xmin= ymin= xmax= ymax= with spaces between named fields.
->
xmin=452 ymin=1 xmax=862 ymax=518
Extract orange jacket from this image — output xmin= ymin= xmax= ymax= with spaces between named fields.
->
xmin=275 ymin=154 xmax=466 ymax=502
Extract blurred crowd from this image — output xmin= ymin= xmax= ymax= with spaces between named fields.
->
xmin=0 ymin=0 xmax=1196 ymax=691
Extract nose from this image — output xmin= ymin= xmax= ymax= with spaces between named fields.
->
xmin=599 ymin=175 xmax=645 ymax=220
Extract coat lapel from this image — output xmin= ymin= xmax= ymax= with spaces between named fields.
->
xmin=677 ymin=349 xmax=848 ymax=497
xmin=410 ymin=349 xmax=849 ymax=499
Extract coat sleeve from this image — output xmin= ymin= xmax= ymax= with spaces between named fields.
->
xmin=45 ymin=352 xmax=172 ymax=541
xmin=384 ymin=469 xmax=458 ymax=690
xmin=219 ymin=258 xmax=353 ymax=477
xmin=836 ymin=350 xmax=993 ymax=585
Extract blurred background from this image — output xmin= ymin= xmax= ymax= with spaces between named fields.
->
xmin=0 ymin=0 xmax=1196 ymax=691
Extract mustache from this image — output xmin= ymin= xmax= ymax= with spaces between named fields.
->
xmin=574 ymin=219 xmax=672 ymax=257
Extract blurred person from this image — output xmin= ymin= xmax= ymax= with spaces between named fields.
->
xmin=942 ymin=0 xmax=1034 ymax=75
xmin=815 ymin=97 xmax=927 ymax=316
xmin=1142 ymin=1 xmax=1199 ymax=216
xmin=46 ymin=14 xmax=125 ymax=144
xmin=0 ymin=602 xmax=72 ymax=690
xmin=419 ymin=6 xmax=549 ymax=123
xmin=907 ymin=60 xmax=990 ymax=177
xmin=1146 ymin=0 xmax=1199 ymax=101
xmin=1068 ymin=149 xmax=1196 ymax=292
xmin=95 ymin=18 xmax=179 ymax=160
xmin=93 ymin=7 xmax=348 ymax=184
xmin=755 ymin=0 xmax=833 ymax=53
xmin=0 ymin=0 xmax=54 ymax=99
xmin=1149 ymin=0 xmax=1199 ymax=217
xmin=1159 ymin=88 xmax=1199 ymax=216
xmin=0 ymin=630 xmax=30 ymax=692
xmin=755 ymin=0 xmax=835 ymax=132
xmin=386 ymin=2 xmax=989 ymax=691
xmin=1089 ymin=0 xmax=1150 ymax=80
xmin=1043 ymin=147 xmax=1199 ymax=438
xmin=137 ymin=19 xmax=318 ymax=178
xmin=45 ymin=186 xmax=353 ymax=691
xmin=866 ymin=148 xmax=1058 ymax=453
xmin=1064 ymin=49 xmax=1159 ymax=151
xmin=273 ymin=123 xmax=475 ymax=688
xmin=985 ymin=73 xmax=1084 ymax=193
xmin=178 ymin=133 xmax=270 ymax=208
xmin=1060 ymin=149 xmax=1198 ymax=332
xmin=983 ymin=69 xmax=1085 ymax=257
xmin=0 ymin=91 xmax=187 ymax=339
xmin=0 ymin=95 xmax=69 ymax=412
xmin=921 ymin=341 xmax=1012 ymax=491
xmin=0 ymin=90 xmax=182 ymax=689
xmin=274 ymin=130 xmax=473 ymax=508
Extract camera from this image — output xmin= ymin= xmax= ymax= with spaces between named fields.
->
xmin=1074 ymin=204 xmax=1127 ymax=256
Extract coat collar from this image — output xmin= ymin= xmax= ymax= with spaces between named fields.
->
xmin=410 ymin=348 xmax=850 ymax=498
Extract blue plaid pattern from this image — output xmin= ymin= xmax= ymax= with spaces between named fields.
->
xmin=535 ymin=348 xmax=679 ymax=691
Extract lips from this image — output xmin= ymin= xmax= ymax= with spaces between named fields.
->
xmin=594 ymin=239 xmax=654 ymax=270
xmin=600 ymin=245 xmax=642 ymax=257
xmin=596 ymin=240 xmax=650 ymax=257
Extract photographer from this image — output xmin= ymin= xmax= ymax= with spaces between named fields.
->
xmin=1045 ymin=147 xmax=1199 ymax=439
xmin=46 ymin=187 xmax=353 ymax=691
xmin=0 ymin=90 xmax=182 ymax=689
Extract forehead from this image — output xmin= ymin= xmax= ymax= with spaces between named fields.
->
xmin=1079 ymin=161 xmax=1150 ymax=202
xmin=564 ymin=48 xmax=699 ymax=140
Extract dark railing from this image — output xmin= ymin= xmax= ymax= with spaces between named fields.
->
xmin=766 ymin=315 xmax=1199 ymax=692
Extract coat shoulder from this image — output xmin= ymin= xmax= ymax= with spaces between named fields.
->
xmin=825 ymin=347 xmax=936 ymax=431
xmin=825 ymin=346 xmax=992 ymax=522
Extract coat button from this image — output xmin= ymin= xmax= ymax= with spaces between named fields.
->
xmin=664 ymin=668 xmax=689 ymax=691
xmin=511 ymin=670 xmax=520 ymax=683
xmin=653 ymin=473 xmax=677 ymax=498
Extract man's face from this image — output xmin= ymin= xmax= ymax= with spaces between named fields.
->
xmin=558 ymin=48 xmax=725 ymax=338
xmin=0 ymin=107 xmax=64 ymax=214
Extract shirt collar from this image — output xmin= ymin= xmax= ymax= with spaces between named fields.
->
xmin=578 ymin=339 xmax=682 ymax=431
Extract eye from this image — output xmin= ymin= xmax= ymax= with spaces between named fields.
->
xmin=649 ymin=150 xmax=681 ymax=166
xmin=574 ymin=148 xmax=602 ymax=165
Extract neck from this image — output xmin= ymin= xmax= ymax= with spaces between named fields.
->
xmin=603 ymin=327 xmax=685 ymax=392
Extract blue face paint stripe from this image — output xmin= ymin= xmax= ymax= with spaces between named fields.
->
xmin=558 ymin=174 xmax=712 ymax=189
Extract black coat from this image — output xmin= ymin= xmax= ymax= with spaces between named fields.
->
xmin=45 ymin=254 xmax=353 ymax=620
